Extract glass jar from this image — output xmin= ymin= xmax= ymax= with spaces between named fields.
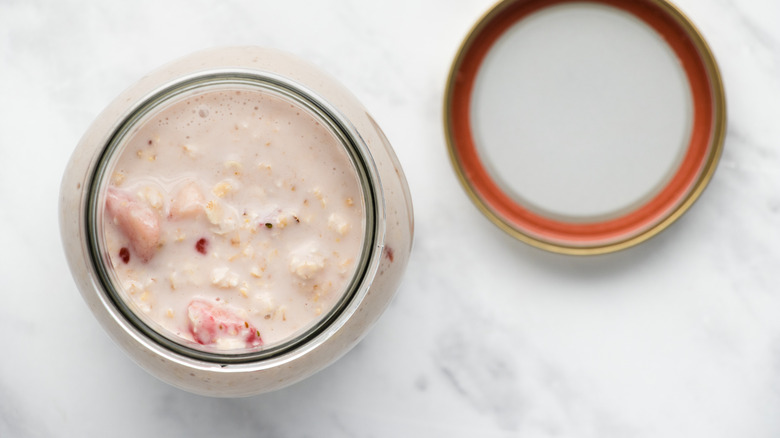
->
xmin=60 ymin=47 xmax=413 ymax=396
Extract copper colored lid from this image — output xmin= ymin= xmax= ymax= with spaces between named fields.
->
xmin=444 ymin=0 xmax=726 ymax=255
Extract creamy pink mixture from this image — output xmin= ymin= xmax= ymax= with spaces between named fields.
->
xmin=103 ymin=87 xmax=365 ymax=352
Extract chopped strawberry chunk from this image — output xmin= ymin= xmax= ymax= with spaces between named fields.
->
xmin=187 ymin=299 xmax=263 ymax=348
xmin=105 ymin=188 xmax=161 ymax=262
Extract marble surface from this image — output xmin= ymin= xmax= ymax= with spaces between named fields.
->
xmin=1 ymin=0 xmax=779 ymax=436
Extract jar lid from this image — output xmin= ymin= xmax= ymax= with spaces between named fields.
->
xmin=444 ymin=0 xmax=725 ymax=255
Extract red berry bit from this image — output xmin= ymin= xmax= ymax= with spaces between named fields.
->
xmin=119 ymin=247 xmax=130 ymax=264
xmin=195 ymin=238 xmax=208 ymax=255
xmin=385 ymin=245 xmax=394 ymax=263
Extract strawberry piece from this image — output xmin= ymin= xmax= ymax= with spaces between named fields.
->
xmin=105 ymin=188 xmax=161 ymax=262
xmin=187 ymin=299 xmax=263 ymax=348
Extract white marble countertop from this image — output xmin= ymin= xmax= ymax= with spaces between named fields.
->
xmin=1 ymin=0 xmax=779 ymax=436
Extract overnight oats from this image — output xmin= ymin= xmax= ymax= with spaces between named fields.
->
xmin=104 ymin=87 xmax=366 ymax=353
xmin=60 ymin=47 xmax=413 ymax=396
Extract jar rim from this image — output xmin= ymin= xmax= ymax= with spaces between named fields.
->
xmin=84 ymin=70 xmax=384 ymax=364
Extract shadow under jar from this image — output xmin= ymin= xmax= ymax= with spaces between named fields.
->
xmin=60 ymin=47 xmax=413 ymax=397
